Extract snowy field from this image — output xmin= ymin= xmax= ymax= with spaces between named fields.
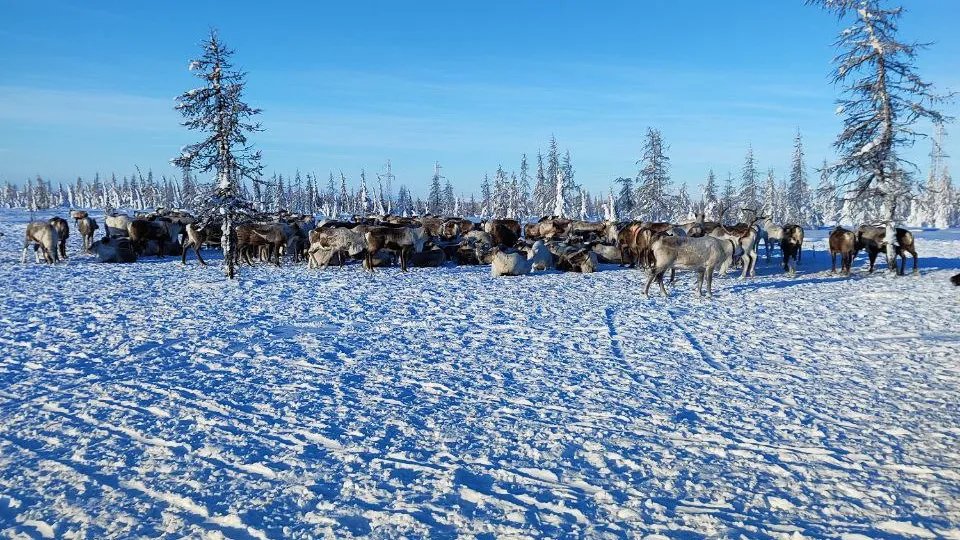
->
xmin=1 ymin=209 xmax=959 ymax=539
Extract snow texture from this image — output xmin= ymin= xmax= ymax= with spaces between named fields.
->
xmin=1 ymin=210 xmax=959 ymax=538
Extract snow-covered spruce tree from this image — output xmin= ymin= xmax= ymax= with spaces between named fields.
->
xmin=553 ymin=170 xmax=568 ymax=218
xmin=815 ymin=160 xmax=840 ymax=226
xmin=338 ymin=172 xmax=349 ymax=216
xmin=635 ymin=127 xmax=672 ymax=221
xmin=675 ymin=183 xmax=692 ymax=221
xmin=702 ymin=169 xmax=719 ymax=219
xmin=480 ymin=174 xmax=492 ymax=218
xmin=492 ymin=165 xmax=509 ymax=218
xmin=615 ymin=176 xmax=635 ymax=219
xmin=739 ymin=144 xmax=760 ymax=214
xmin=786 ymin=131 xmax=811 ymax=225
xmin=721 ymin=172 xmax=736 ymax=220
xmin=442 ymin=179 xmax=455 ymax=216
xmin=809 ymin=0 xmax=952 ymax=270
xmin=172 ymin=30 xmax=263 ymax=279
xmin=518 ymin=153 xmax=532 ymax=218
xmin=761 ymin=169 xmax=778 ymax=220
xmin=561 ymin=149 xmax=577 ymax=211
xmin=532 ymin=152 xmax=548 ymax=216
xmin=508 ymin=172 xmax=520 ymax=218
xmin=546 ymin=136 xmax=560 ymax=209
xmin=428 ymin=162 xmax=443 ymax=215
xmin=357 ymin=169 xmax=371 ymax=215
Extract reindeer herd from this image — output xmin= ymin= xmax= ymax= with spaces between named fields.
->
xmin=14 ymin=206 xmax=925 ymax=297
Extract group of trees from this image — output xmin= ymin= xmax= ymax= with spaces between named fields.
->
xmin=4 ymin=127 xmax=958 ymax=230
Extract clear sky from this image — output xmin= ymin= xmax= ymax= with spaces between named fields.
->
xmin=1 ymin=0 xmax=957 ymax=197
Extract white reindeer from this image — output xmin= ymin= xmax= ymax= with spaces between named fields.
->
xmin=645 ymin=236 xmax=737 ymax=297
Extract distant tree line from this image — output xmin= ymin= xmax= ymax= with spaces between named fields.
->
xmin=3 ymin=126 xmax=958 ymax=227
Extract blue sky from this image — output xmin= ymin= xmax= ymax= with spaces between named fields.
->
xmin=1 ymin=0 xmax=957 ymax=197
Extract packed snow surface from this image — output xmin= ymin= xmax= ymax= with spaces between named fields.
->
xmin=1 ymin=210 xmax=958 ymax=538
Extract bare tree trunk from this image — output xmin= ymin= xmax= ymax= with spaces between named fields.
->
xmin=882 ymin=190 xmax=897 ymax=273
xmin=222 ymin=213 xmax=234 ymax=279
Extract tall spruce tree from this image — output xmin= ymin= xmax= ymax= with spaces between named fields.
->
xmin=635 ymin=127 xmax=672 ymax=221
xmin=740 ymin=144 xmax=760 ymax=213
xmin=809 ymin=0 xmax=952 ymax=270
xmin=172 ymin=30 xmax=263 ymax=279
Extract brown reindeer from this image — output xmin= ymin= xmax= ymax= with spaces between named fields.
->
xmin=48 ymin=216 xmax=69 ymax=259
xmin=829 ymin=226 xmax=857 ymax=275
xmin=76 ymin=217 xmax=99 ymax=252
xmin=631 ymin=222 xmax=678 ymax=268
xmin=128 ymin=219 xmax=178 ymax=258
xmin=484 ymin=219 xmax=520 ymax=247
xmin=21 ymin=221 xmax=60 ymax=264
xmin=364 ymin=226 xmax=428 ymax=271
xmin=181 ymin=222 xmax=209 ymax=265
xmin=856 ymin=225 xmax=918 ymax=275
xmin=616 ymin=221 xmax=644 ymax=267
xmin=780 ymin=224 xmax=804 ymax=274
xmin=236 ymin=223 xmax=287 ymax=266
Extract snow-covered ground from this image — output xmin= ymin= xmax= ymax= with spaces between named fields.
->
xmin=1 ymin=209 xmax=958 ymax=539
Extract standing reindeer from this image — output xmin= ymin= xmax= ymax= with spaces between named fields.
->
xmin=48 ymin=217 xmax=69 ymax=259
xmin=21 ymin=222 xmax=60 ymax=264
xmin=829 ymin=226 xmax=857 ymax=275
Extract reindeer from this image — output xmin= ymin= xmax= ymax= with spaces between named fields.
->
xmin=128 ymin=218 xmax=180 ymax=258
xmin=21 ymin=221 xmax=60 ymax=264
xmin=709 ymin=210 xmax=764 ymax=278
xmin=236 ymin=223 xmax=287 ymax=266
xmin=758 ymin=217 xmax=785 ymax=261
xmin=616 ymin=221 xmax=644 ymax=267
xmin=89 ymin=235 xmax=137 ymax=263
xmin=48 ymin=216 xmax=69 ymax=259
xmin=484 ymin=219 xmax=521 ymax=247
xmin=644 ymin=236 xmax=737 ymax=298
xmin=105 ymin=213 xmax=134 ymax=238
xmin=856 ymin=225 xmax=918 ymax=275
xmin=76 ymin=217 xmax=99 ymax=252
xmin=491 ymin=248 xmax=532 ymax=277
xmin=409 ymin=247 xmax=447 ymax=267
xmin=547 ymin=243 xmax=599 ymax=273
xmin=308 ymin=226 xmax=368 ymax=269
xmin=829 ymin=226 xmax=857 ymax=275
xmin=364 ymin=225 xmax=428 ymax=271
xmin=181 ymin=222 xmax=210 ymax=265
xmin=780 ymin=225 xmax=804 ymax=274
xmin=527 ymin=240 xmax=554 ymax=271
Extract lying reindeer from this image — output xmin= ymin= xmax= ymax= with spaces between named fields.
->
xmin=21 ymin=221 xmax=60 ymax=264
xmin=89 ymin=236 xmax=137 ymax=263
xmin=644 ymin=236 xmax=736 ymax=298
xmin=491 ymin=247 xmax=532 ymax=277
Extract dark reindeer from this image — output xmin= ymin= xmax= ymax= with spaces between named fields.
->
xmin=48 ymin=217 xmax=70 ymax=259
xmin=236 ymin=223 xmax=287 ymax=266
xmin=76 ymin=217 xmax=99 ymax=252
xmin=780 ymin=224 xmax=804 ymax=274
xmin=856 ymin=225 xmax=918 ymax=275
xmin=364 ymin=225 xmax=428 ymax=271
xmin=829 ymin=226 xmax=857 ymax=275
